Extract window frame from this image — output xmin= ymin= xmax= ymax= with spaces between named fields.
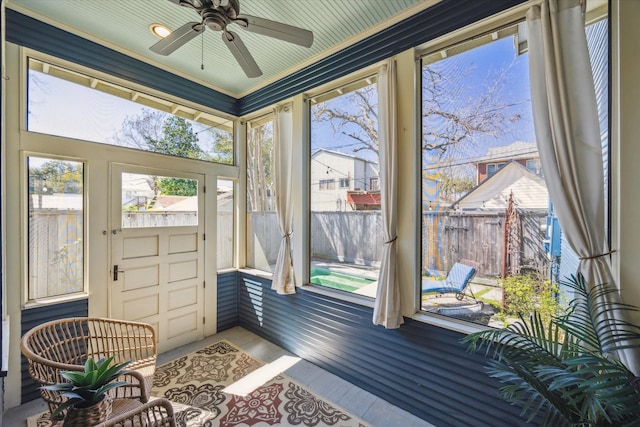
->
xmin=22 ymin=152 xmax=89 ymax=306
xmin=306 ymin=71 xmax=382 ymax=295
xmin=23 ymin=49 xmax=236 ymax=166
xmin=414 ymin=5 xmax=610 ymax=329
xmin=244 ymin=112 xmax=276 ymax=273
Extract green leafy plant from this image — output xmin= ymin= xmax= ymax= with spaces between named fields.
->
xmin=464 ymin=274 xmax=640 ymax=426
xmin=502 ymin=273 xmax=561 ymax=324
xmin=43 ymin=356 xmax=131 ymax=419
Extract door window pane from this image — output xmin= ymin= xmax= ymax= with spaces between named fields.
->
xmin=28 ymin=157 xmax=84 ymax=299
xmin=121 ymin=172 xmax=198 ymax=228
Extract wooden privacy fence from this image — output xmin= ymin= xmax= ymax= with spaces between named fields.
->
xmin=422 ymin=211 xmax=549 ymax=278
xmin=30 ymin=209 xmax=548 ymax=297
xmin=248 ymin=211 xmax=384 ymax=267
xmin=122 ymin=211 xmax=197 ymax=227
xmin=29 ymin=210 xmax=83 ymax=299
xmin=250 ymin=210 xmax=548 ymax=278
xmin=311 ymin=211 xmax=383 ymax=266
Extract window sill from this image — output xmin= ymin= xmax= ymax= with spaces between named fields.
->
xmin=299 ymin=284 xmax=375 ymax=308
xmin=23 ymin=292 xmax=89 ymax=310
xmin=411 ymin=311 xmax=491 ymax=335
xmin=238 ymin=267 xmax=273 ymax=280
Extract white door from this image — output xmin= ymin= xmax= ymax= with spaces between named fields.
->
xmin=110 ymin=165 xmax=205 ymax=353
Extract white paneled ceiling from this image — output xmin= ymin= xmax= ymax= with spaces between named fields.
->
xmin=7 ymin=0 xmax=430 ymax=96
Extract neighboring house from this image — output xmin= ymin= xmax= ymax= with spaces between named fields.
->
xmin=454 ymin=161 xmax=549 ymax=212
xmin=475 ymin=141 xmax=541 ymax=184
xmin=311 ymin=148 xmax=379 ymax=211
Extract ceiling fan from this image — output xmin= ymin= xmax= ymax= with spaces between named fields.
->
xmin=150 ymin=0 xmax=314 ymax=78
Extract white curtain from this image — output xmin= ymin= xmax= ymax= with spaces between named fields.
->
xmin=528 ymin=0 xmax=638 ymax=373
xmin=271 ymin=104 xmax=295 ymax=295
xmin=373 ymin=59 xmax=403 ymax=328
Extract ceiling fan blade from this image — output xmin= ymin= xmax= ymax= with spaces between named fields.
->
xmin=150 ymin=22 xmax=202 ymax=55
xmin=222 ymin=31 xmax=262 ymax=78
xmin=236 ymin=14 xmax=313 ymax=48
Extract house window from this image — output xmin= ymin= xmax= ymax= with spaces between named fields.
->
xmin=419 ymin=16 xmax=608 ymax=326
xmin=27 ymin=58 xmax=234 ymax=164
xmin=526 ymin=159 xmax=540 ymax=174
xmin=28 ymin=156 xmax=85 ymax=300
xmin=486 ymin=162 xmax=506 ymax=178
xmin=246 ymin=115 xmax=276 ymax=272
xmin=319 ymin=179 xmax=335 ymax=190
xmin=309 ymin=76 xmax=380 ymax=292
xmin=369 ymin=177 xmax=379 ymax=190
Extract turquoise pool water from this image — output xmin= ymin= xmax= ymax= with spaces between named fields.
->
xmin=310 ymin=267 xmax=375 ymax=292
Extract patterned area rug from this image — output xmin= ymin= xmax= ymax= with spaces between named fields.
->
xmin=28 ymin=340 xmax=369 ymax=427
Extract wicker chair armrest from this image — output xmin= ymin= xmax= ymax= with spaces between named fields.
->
xmin=97 ymin=398 xmax=176 ymax=427
xmin=113 ymin=369 xmax=149 ymax=402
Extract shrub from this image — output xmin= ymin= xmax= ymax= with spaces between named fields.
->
xmin=502 ymin=273 xmax=560 ymax=323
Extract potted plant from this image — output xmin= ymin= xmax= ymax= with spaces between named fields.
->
xmin=464 ymin=274 xmax=640 ymax=426
xmin=43 ymin=356 xmax=131 ymax=426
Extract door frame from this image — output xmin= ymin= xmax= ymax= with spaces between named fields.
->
xmin=108 ymin=162 xmax=218 ymax=340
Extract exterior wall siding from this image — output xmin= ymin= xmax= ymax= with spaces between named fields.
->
xmin=20 ymin=299 xmax=89 ymax=404
xmin=238 ymin=272 xmax=534 ymax=427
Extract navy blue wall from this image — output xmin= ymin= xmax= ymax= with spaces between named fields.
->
xmin=20 ymin=299 xmax=89 ymax=403
xmin=238 ymin=272 xmax=532 ymax=427
xmin=217 ymin=271 xmax=239 ymax=331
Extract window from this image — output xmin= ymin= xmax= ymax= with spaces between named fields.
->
xmin=486 ymin=162 xmax=506 ymax=178
xmin=369 ymin=177 xmax=379 ymax=190
xmin=526 ymin=159 xmax=540 ymax=174
xmin=28 ymin=156 xmax=84 ymax=300
xmin=120 ymin=172 xmax=198 ymax=228
xmin=420 ymin=22 xmax=546 ymax=325
xmin=246 ymin=116 xmax=276 ymax=272
xmin=309 ymin=77 xmax=380 ymax=292
xmin=319 ymin=179 xmax=335 ymax=190
xmin=217 ymin=179 xmax=235 ymax=270
xmin=27 ymin=58 xmax=234 ymax=164
xmin=419 ymin=16 xmax=608 ymax=326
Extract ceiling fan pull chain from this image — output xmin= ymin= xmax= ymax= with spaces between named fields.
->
xmin=201 ymin=30 xmax=204 ymax=70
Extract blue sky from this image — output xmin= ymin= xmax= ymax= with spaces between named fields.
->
xmin=28 ymin=70 xmax=220 ymax=151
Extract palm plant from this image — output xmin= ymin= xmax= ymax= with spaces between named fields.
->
xmin=43 ymin=356 xmax=131 ymax=419
xmin=464 ymin=274 xmax=640 ymax=426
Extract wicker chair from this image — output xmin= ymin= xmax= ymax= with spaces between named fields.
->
xmin=97 ymin=398 xmax=176 ymax=427
xmin=20 ymin=317 xmax=157 ymax=419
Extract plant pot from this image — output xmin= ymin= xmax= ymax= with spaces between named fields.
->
xmin=63 ymin=394 xmax=112 ymax=426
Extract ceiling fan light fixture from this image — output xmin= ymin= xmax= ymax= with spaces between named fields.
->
xmin=150 ymin=24 xmax=172 ymax=39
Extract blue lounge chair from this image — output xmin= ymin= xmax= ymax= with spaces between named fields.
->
xmin=421 ymin=262 xmax=480 ymax=304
